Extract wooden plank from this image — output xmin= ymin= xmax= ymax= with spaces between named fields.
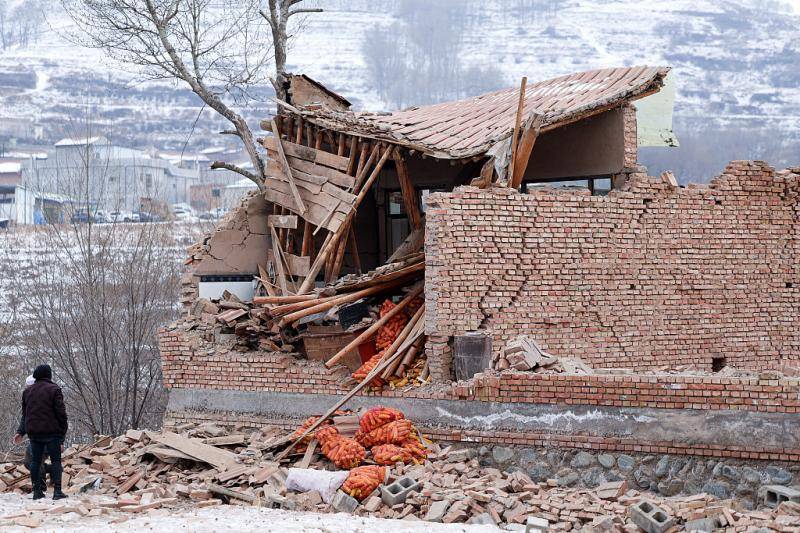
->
xmin=267 ymin=160 xmax=329 ymax=187
xmin=394 ymin=153 xmax=421 ymax=230
xmin=270 ymin=120 xmax=307 ymax=215
xmin=268 ymin=151 xmax=355 ymax=189
xmin=322 ymin=182 xmax=356 ymax=205
xmin=264 ymin=185 xmax=346 ymax=232
xmin=270 ymin=226 xmax=290 ymax=295
xmin=298 ymin=439 xmax=318 ymax=469
xmin=284 ymin=253 xmax=310 ymax=277
xmin=509 ymin=76 xmax=528 ymax=187
xmin=153 ymin=432 xmax=237 ymax=470
xmin=208 ymin=483 xmax=255 ymax=503
xmin=263 ymin=135 xmax=349 ymax=172
xmin=297 ymin=146 xmax=395 ymax=294
xmin=263 ymin=177 xmax=348 ymax=215
xmin=116 ymin=469 xmax=145 ymax=495
xmin=268 ymin=214 xmax=298 ymax=230
xmin=511 ymin=113 xmax=543 ymax=188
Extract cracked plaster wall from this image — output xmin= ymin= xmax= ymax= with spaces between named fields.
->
xmin=179 ymin=191 xmax=271 ymax=310
xmin=424 ymin=161 xmax=800 ymax=378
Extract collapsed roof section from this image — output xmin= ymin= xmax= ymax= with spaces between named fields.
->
xmin=284 ymin=66 xmax=669 ymax=160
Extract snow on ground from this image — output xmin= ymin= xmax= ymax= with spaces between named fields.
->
xmin=0 ymin=493 xmax=502 ymax=533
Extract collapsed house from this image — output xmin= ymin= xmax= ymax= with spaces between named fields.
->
xmin=160 ymin=65 xmax=800 ymax=499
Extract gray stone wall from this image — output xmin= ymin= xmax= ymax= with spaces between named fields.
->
xmin=478 ymin=445 xmax=797 ymax=510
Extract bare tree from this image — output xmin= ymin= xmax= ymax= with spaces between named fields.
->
xmin=61 ymin=0 xmax=321 ymax=190
xmin=12 ymin=123 xmax=181 ymax=439
xmin=260 ymin=0 xmax=322 ymax=102
xmin=0 ymin=0 xmax=7 ymax=50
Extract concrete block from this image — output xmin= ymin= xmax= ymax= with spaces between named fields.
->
xmin=380 ymin=476 xmax=421 ymax=506
xmin=629 ymin=500 xmax=674 ymax=533
xmin=331 ymin=490 xmax=358 ymax=514
xmin=468 ymin=513 xmax=497 ymax=525
xmin=761 ymin=484 xmax=800 ymax=508
xmin=526 ymin=516 xmax=549 ymax=532
xmin=424 ymin=500 xmax=450 ymax=522
xmin=684 ymin=516 xmax=721 ymax=532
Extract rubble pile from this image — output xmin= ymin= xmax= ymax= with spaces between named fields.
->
xmin=3 ymin=415 xmax=800 ymax=531
xmin=190 ymin=249 xmax=429 ymax=391
xmin=494 ymin=335 xmax=593 ymax=375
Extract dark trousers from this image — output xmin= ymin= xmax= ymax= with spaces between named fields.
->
xmin=24 ymin=443 xmax=50 ymax=486
xmin=29 ymin=437 xmax=62 ymax=492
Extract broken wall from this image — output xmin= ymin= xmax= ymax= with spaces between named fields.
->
xmin=180 ymin=191 xmax=271 ymax=309
xmin=425 ymin=161 xmax=800 ymax=378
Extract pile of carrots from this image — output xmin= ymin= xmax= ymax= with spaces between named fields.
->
xmin=353 ymin=297 xmax=424 ymax=388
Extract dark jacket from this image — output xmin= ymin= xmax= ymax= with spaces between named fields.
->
xmin=21 ymin=379 xmax=68 ymax=441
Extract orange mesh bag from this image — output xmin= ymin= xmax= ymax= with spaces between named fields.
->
xmin=314 ymin=426 xmax=365 ymax=470
xmin=372 ymin=444 xmax=414 ymax=465
xmin=356 ymin=419 xmax=413 ymax=448
xmin=352 ymin=352 xmax=385 ymax=387
xmin=375 ymin=299 xmax=410 ymax=350
xmin=400 ymin=437 xmax=428 ymax=460
xmin=290 ymin=416 xmax=329 ymax=451
xmin=375 ymin=314 xmax=408 ymax=350
xmin=341 ymin=465 xmax=386 ymax=501
xmin=359 ymin=407 xmax=405 ymax=434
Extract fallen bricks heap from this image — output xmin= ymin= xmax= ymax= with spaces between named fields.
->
xmin=3 ymin=411 xmax=800 ymax=531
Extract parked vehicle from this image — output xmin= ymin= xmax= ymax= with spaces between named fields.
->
xmin=70 ymin=210 xmax=93 ymax=224
xmin=109 ymin=211 xmax=135 ymax=223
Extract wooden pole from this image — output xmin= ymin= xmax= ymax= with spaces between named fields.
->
xmin=348 ymin=226 xmax=362 ymax=274
xmin=295 ymin=117 xmax=304 ymax=144
xmin=271 ymin=119 xmax=307 ymax=215
xmin=394 ymin=152 xmax=421 ymax=230
xmin=254 ymin=294 xmax=317 ymax=305
xmin=380 ymin=306 xmax=424 ymax=379
xmin=509 ymin=76 xmax=527 ymax=188
xmin=280 ymin=276 xmax=409 ymax=327
xmin=511 ymin=113 xmax=543 ymax=189
xmin=324 ymin=284 xmax=423 ymax=368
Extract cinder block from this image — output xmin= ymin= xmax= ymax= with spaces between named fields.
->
xmin=526 ymin=516 xmax=549 ymax=532
xmin=761 ymin=485 xmax=800 ymax=508
xmin=629 ymin=500 xmax=675 ymax=533
xmin=380 ymin=476 xmax=421 ymax=506
xmin=331 ymin=490 xmax=358 ymax=514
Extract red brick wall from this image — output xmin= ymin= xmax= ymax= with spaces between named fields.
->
xmin=424 ymin=161 xmax=800 ymax=374
xmin=159 ymin=326 xmax=800 ymax=415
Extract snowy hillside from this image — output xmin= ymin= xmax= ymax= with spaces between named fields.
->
xmin=0 ymin=0 xmax=798 ymax=176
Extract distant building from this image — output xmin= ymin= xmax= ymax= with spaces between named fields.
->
xmin=21 ymin=137 xmax=205 ymax=213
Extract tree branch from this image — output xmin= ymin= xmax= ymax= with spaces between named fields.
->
xmin=210 ymin=161 xmax=263 ymax=188
xmin=288 ymin=8 xmax=323 ymax=16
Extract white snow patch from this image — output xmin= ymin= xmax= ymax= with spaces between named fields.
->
xmin=435 ymin=407 xmax=656 ymax=428
xmin=0 ymin=493 xmax=501 ymax=533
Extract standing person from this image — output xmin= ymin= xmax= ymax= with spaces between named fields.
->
xmin=15 ymin=364 xmax=68 ymax=500
xmin=13 ymin=375 xmax=50 ymax=489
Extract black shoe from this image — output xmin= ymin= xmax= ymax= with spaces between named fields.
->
xmin=32 ymin=489 xmax=45 ymax=500
xmin=53 ymin=489 xmax=67 ymax=500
